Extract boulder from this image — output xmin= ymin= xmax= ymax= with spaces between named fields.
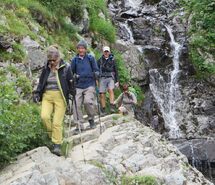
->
xmin=21 ymin=36 xmax=46 ymax=70
xmin=114 ymin=39 xmax=147 ymax=84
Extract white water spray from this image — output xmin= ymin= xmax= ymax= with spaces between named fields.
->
xmin=149 ymin=25 xmax=182 ymax=139
xmin=124 ymin=0 xmax=142 ymax=10
xmin=119 ymin=22 xmax=134 ymax=43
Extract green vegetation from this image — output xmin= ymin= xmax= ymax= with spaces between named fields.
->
xmin=113 ymin=50 xmax=131 ymax=84
xmin=89 ymin=161 xmax=158 ymax=185
xmin=87 ymin=0 xmax=116 ymax=43
xmin=0 ymin=42 xmax=26 ymax=62
xmin=38 ymin=0 xmax=85 ymax=21
xmin=129 ymin=85 xmax=145 ymax=104
xmin=0 ymin=72 xmax=49 ymax=167
xmin=0 ymin=0 xmax=77 ymax=61
xmin=121 ymin=175 xmax=158 ymax=185
xmin=90 ymin=160 xmax=118 ymax=184
xmin=5 ymin=66 xmax=32 ymax=97
xmin=181 ymin=0 xmax=215 ymax=77
xmin=16 ymin=75 xmax=32 ymax=96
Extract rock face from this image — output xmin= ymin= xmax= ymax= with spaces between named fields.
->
xmin=0 ymin=115 xmax=213 ymax=185
xmin=21 ymin=36 xmax=46 ymax=71
xmin=108 ymin=0 xmax=215 ymax=182
xmin=173 ymin=139 xmax=215 ymax=183
xmin=109 ymin=0 xmax=215 ymax=139
xmin=0 ymin=147 xmax=108 ymax=185
xmin=108 ymin=0 xmax=188 ymax=136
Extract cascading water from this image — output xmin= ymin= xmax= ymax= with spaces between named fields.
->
xmin=119 ymin=21 xmax=134 ymax=43
xmin=149 ymin=25 xmax=182 ymax=139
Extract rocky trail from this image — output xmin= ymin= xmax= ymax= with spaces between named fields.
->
xmin=0 ymin=114 xmax=213 ymax=185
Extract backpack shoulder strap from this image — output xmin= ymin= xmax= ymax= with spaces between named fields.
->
xmin=98 ymin=57 xmax=103 ymax=73
xmin=87 ymin=54 xmax=94 ymax=72
xmin=72 ymin=57 xmax=78 ymax=74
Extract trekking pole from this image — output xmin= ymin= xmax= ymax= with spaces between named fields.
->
xmin=65 ymin=98 xmax=73 ymax=157
xmin=71 ymin=78 xmax=86 ymax=164
xmin=95 ymin=80 xmax=102 ymax=134
xmin=73 ymin=95 xmax=86 ymax=163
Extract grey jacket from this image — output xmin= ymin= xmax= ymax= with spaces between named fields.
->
xmin=114 ymin=92 xmax=137 ymax=110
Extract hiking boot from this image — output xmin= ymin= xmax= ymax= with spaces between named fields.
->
xmin=52 ymin=144 xmax=61 ymax=156
xmin=89 ymin=119 xmax=96 ymax=129
xmin=100 ymin=107 xmax=107 ymax=116
xmin=110 ymin=104 xmax=116 ymax=113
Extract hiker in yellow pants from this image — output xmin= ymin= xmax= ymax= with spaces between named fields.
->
xmin=33 ymin=45 xmax=74 ymax=156
xmin=41 ymin=91 xmax=66 ymax=144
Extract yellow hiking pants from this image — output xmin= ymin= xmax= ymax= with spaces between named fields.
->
xmin=41 ymin=91 xmax=66 ymax=144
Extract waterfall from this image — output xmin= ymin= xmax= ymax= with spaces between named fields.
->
xmin=149 ymin=25 xmax=182 ymax=139
xmin=124 ymin=0 xmax=142 ymax=10
xmin=190 ymin=142 xmax=196 ymax=167
xmin=119 ymin=22 xmax=134 ymax=43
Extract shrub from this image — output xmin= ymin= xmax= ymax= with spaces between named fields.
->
xmin=130 ymin=85 xmax=145 ymax=104
xmin=58 ymin=18 xmax=77 ymax=38
xmin=86 ymin=0 xmax=116 ymax=43
xmin=0 ymin=76 xmax=49 ymax=167
xmin=86 ymin=0 xmax=108 ymax=17
xmin=0 ymin=43 xmax=26 ymax=63
xmin=38 ymin=0 xmax=85 ymax=19
xmin=27 ymin=0 xmax=54 ymax=22
xmin=90 ymin=16 xmax=116 ymax=43
xmin=16 ymin=75 xmax=32 ymax=96
xmin=112 ymin=50 xmax=130 ymax=84
xmin=181 ymin=0 xmax=215 ymax=77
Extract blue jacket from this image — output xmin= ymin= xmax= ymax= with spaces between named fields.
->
xmin=71 ymin=54 xmax=99 ymax=89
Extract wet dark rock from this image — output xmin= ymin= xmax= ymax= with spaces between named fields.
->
xmin=143 ymin=46 xmax=172 ymax=69
xmin=145 ymin=0 xmax=161 ymax=5
xmin=173 ymin=139 xmax=215 ymax=182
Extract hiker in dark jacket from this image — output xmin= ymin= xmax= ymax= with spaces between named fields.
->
xmin=71 ymin=40 xmax=99 ymax=134
xmin=33 ymin=45 xmax=73 ymax=156
xmin=97 ymin=46 xmax=119 ymax=115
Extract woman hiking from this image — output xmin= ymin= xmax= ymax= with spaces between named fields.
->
xmin=33 ymin=45 xmax=73 ymax=156
xmin=114 ymin=84 xmax=137 ymax=116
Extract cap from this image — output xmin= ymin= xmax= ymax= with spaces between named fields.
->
xmin=103 ymin=46 xmax=110 ymax=52
xmin=77 ymin=40 xmax=88 ymax=49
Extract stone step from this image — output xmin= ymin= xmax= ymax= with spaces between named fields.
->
xmin=63 ymin=114 xmax=130 ymax=148
xmin=64 ymin=114 xmax=121 ymax=138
